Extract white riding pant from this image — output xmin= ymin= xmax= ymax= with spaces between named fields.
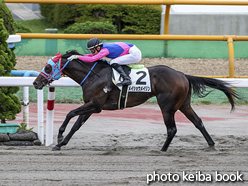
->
xmin=109 ymin=45 xmax=142 ymax=65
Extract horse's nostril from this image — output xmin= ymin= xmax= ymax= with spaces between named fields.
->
xmin=33 ymin=81 xmax=39 ymax=89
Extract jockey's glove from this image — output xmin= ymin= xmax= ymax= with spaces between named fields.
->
xmin=67 ymin=55 xmax=79 ymax=61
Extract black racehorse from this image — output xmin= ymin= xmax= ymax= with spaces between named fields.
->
xmin=33 ymin=51 xmax=239 ymax=151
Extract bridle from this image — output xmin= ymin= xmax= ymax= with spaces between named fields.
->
xmin=40 ymin=57 xmax=99 ymax=86
xmin=40 ymin=58 xmax=71 ymax=85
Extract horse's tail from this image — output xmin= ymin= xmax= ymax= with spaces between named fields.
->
xmin=185 ymin=75 xmax=240 ymax=111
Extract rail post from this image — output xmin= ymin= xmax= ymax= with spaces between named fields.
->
xmin=46 ymin=87 xmax=55 ymax=146
xmin=37 ymin=89 xmax=44 ymax=144
xmin=45 ymin=28 xmax=58 ymax=56
xmin=226 ymin=36 xmax=235 ymax=99
xmin=164 ymin=5 xmax=171 ymax=34
xmin=227 ymin=37 xmax=235 ymax=78
xmin=22 ymin=86 xmax=29 ymax=128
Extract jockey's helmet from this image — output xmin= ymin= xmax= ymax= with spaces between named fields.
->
xmin=87 ymin=38 xmax=103 ymax=50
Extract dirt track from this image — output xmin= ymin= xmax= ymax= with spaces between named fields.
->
xmin=15 ymin=56 xmax=248 ymax=76
xmin=0 ymin=139 xmax=247 ymax=186
xmin=1 ymin=103 xmax=248 ymax=186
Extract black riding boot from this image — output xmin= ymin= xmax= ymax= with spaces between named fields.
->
xmin=111 ymin=63 xmax=132 ymax=86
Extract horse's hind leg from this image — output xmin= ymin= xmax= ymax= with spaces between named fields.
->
xmin=179 ymin=102 xmax=215 ymax=147
xmin=160 ymin=111 xmax=177 ymax=152
xmin=157 ymin=94 xmax=178 ymax=151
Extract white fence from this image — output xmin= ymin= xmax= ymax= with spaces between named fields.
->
xmin=0 ymin=77 xmax=248 ymax=146
xmin=2 ymin=76 xmax=248 ymax=87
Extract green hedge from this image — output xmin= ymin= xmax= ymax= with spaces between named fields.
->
xmin=14 ymin=22 xmax=32 ymax=33
xmin=64 ymin=21 xmax=117 ymax=34
xmin=0 ymin=1 xmax=21 ymax=123
xmin=39 ymin=4 xmax=56 ymax=26
xmin=0 ymin=0 xmax=15 ymax=34
xmin=40 ymin=4 xmax=161 ymax=34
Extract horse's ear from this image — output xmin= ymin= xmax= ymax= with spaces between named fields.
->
xmin=56 ymin=52 xmax=62 ymax=59
xmin=52 ymin=52 xmax=63 ymax=62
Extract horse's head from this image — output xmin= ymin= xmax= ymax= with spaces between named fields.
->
xmin=33 ymin=52 xmax=65 ymax=89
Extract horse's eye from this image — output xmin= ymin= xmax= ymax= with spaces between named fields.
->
xmin=44 ymin=64 xmax=52 ymax=74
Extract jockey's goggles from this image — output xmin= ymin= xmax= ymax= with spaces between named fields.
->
xmin=89 ymin=46 xmax=102 ymax=54
xmin=89 ymin=47 xmax=97 ymax=53
xmin=88 ymin=43 xmax=102 ymax=53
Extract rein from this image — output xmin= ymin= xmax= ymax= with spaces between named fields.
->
xmin=80 ymin=62 xmax=98 ymax=86
xmin=76 ymin=59 xmax=100 ymax=78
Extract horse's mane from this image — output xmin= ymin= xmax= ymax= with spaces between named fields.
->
xmin=62 ymin=50 xmax=110 ymax=67
xmin=62 ymin=50 xmax=81 ymax=59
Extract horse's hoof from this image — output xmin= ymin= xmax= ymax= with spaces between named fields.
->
xmin=160 ymin=148 xmax=168 ymax=152
xmin=208 ymin=142 xmax=215 ymax=146
xmin=204 ymin=146 xmax=217 ymax=152
xmin=52 ymin=146 xmax=61 ymax=151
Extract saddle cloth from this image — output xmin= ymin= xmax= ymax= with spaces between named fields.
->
xmin=112 ymin=67 xmax=151 ymax=92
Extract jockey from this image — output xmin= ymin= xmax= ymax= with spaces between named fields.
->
xmin=68 ymin=38 xmax=142 ymax=86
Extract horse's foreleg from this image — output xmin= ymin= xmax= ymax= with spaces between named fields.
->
xmin=160 ymin=112 xmax=177 ymax=152
xmin=53 ymin=113 xmax=91 ymax=151
xmin=57 ymin=101 xmax=102 ymax=144
xmin=57 ymin=110 xmax=78 ymax=144
xmin=53 ymin=101 xmax=102 ymax=151
xmin=180 ymin=104 xmax=215 ymax=146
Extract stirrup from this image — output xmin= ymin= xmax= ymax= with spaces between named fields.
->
xmin=118 ymin=78 xmax=132 ymax=86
